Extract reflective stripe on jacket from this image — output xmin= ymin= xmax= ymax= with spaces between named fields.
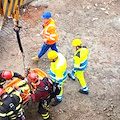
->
xmin=73 ymin=46 xmax=89 ymax=71
xmin=43 ymin=18 xmax=58 ymax=45
xmin=49 ymin=53 xmax=67 ymax=83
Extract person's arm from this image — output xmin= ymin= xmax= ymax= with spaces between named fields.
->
xmin=13 ymin=72 xmax=24 ymax=80
xmin=0 ymin=111 xmax=8 ymax=120
xmin=12 ymin=93 xmax=23 ymax=104
xmin=73 ymin=56 xmax=81 ymax=71
xmin=40 ymin=30 xmax=44 ymax=38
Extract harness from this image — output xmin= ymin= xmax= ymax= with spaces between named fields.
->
xmin=36 ymin=78 xmax=52 ymax=93
xmin=36 ymin=78 xmax=61 ymax=99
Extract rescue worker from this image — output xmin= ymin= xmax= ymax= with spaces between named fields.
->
xmin=68 ymin=39 xmax=89 ymax=94
xmin=47 ymin=50 xmax=67 ymax=106
xmin=0 ymin=70 xmax=24 ymax=88
xmin=32 ymin=11 xmax=58 ymax=61
xmin=28 ymin=73 xmax=61 ymax=120
xmin=0 ymin=88 xmax=25 ymax=120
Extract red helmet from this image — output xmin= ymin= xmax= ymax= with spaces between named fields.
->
xmin=28 ymin=73 xmax=38 ymax=83
xmin=0 ymin=88 xmax=4 ymax=97
xmin=1 ymin=71 xmax=13 ymax=80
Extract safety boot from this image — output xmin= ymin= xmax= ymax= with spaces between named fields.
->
xmin=79 ymin=89 xmax=89 ymax=95
xmin=51 ymin=99 xmax=61 ymax=106
xmin=68 ymin=73 xmax=75 ymax=81
xmin=31 ymin=56 xmax=39 ymax=61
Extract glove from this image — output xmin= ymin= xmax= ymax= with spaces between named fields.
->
xmin=30 ymin=90 xmax=33 ymax=94
xmin=24 ymin=78 xmax=28 ymax=82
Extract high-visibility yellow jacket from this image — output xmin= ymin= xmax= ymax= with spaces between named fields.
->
xmin=43 ymin=18 xmax=58 ymax=45
xmin=73 ymin=46 xmax=89 ymax=71
xmin=0 ymin=92 xmax=24 ymax=120
xmin=49 ymin=53 xmax=67 ymax=83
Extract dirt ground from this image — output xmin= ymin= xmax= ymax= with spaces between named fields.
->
xmin=0 ymin=0 xmax=120 ymax=120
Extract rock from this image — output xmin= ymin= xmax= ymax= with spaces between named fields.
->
xmin=36 ymin=33 xmax=40 ymax=37
xmin=104 ymin=2 xmax=106 ymax=5
xmin=94 ymin=3 xmax=98 ymax=7
xmin=105 ymin=11 xmax=109 ymax=15
xmin=111 ymin=16 xmax=120 ymax=30
xmin=59 ymin=109 xmax=63 ymax=113
xmin=106 ymin=113 xmax=111 ymax=117
xmin=23 ymin=0 xmax=33 ymax=5
xmin=30 ymin=0 xmax=49 ymax=7
xmin=109 ymin=98 xmax=113 ymax=101
xmin=92 ymin=18 xmax=99 ymax=21
xmin=103 ymin=107 xmax=107 ymax=111
xmin=97 ymin=111 xmax=100 ymax=114
xmin=100 ymin=8 xmax=106 ymax=11
xmin=110 ymin=104 xmax=114 ymax=109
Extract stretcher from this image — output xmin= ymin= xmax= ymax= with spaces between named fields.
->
xmin=3 ymin=68 xmax=47 ymax=105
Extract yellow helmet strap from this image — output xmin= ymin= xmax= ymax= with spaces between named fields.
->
xmin=49 ymin=56 xmax=58 ymax=62
xmin=52 ymin=56 xmax=58 ymax=62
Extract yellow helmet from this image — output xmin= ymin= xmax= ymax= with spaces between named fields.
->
xmin=72 ymin=39 xmax=82 ymax=46
xmin=47 ymin=50 xmax=58 ymax=59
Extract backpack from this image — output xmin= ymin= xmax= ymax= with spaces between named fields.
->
xmin=37 ymin=77 xmax=61 ymax=98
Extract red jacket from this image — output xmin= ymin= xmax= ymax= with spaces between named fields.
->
xmin=32 ymin=79 xmax=52 ymax=102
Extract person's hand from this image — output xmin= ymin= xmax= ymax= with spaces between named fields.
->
xmin=44 ymin=39 xmax=47 ymax=43
xmin=40 ymin=30 xmax=44 ymax=38
xmin=40 ymin=34 xmax=44 ymax=38
xmin=24 ymin=78 xmax=28 ymax=82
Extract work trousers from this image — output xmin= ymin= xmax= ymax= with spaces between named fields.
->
xmin=56 ymin=80 xmax=65 ymax=102
xmin=71 ymin=69 xmax=89 ymax=92
xmin=38 ymin=42 xmax=58 ymax=58
xmin=38 ymin=98 xmax=50 ymax=120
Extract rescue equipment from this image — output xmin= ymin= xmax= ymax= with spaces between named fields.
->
xmin=4 ymin=68 xmax=47 ymax=105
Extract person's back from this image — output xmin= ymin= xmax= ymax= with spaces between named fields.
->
xmin=0 ymin=89 xmax=25 ymax=120
xmin=43 ymin=18 xmax=58 ymax=45
xmin=50 ymin=53 xmax=67 ymax=82
xmin=34 ymin=77 xmax=52 ymax=102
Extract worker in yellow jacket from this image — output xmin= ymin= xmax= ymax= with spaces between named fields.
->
xmin=68 ymin=39 xmax=89 ymax=94
xmin=47 ymin=50 xmax=67 ymax=106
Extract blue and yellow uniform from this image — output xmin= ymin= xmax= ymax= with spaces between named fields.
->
xmin=49 ymin=53 xmax=67 ymax=101
xmin=68 ymin=39 xmax=89 ymax=94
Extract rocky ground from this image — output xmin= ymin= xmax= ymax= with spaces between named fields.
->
xmin=0 ymin=0 xmax=120 ymax=120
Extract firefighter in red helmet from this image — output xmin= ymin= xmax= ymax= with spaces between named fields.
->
xmin=0 ymin=70 xmax=24 ymax=88
xmin=0 ymin=88 xmax=25 ymax=120
xmin=28 ymin=72 xmax=61 ymax=120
